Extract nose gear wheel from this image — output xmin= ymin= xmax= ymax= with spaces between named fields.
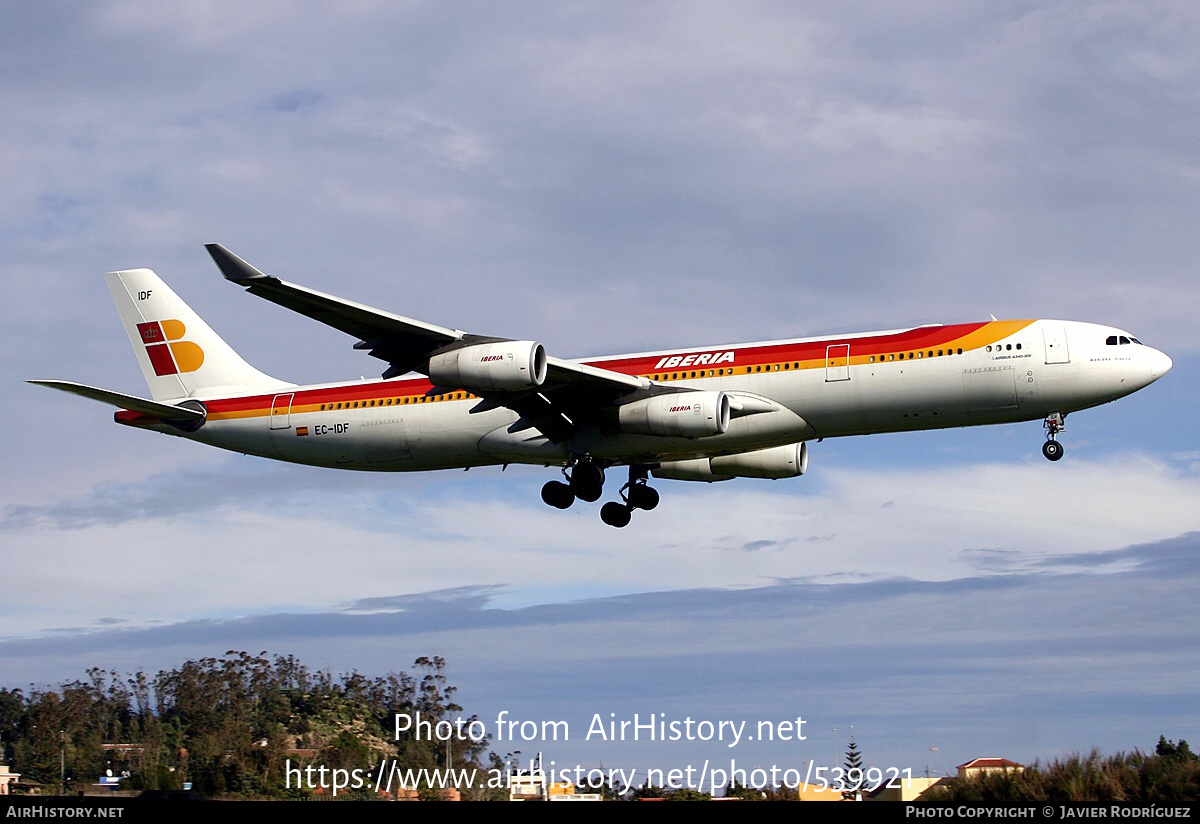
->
xmin=1042 ymin=412 xmax=1066 ymax=461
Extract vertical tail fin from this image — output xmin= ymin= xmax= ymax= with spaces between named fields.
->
xmin=106 ymin=268 xmax=291 ymax=401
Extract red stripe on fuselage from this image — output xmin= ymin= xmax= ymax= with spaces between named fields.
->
xmin=587 ymin=322 xmax=992 ymax=373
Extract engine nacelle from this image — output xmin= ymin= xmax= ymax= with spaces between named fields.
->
xmin=428 ymin=341 xmax=548 ymax=392
xmin=618 ymin=391 xmax=731 ymax=438
xmin=653 ymin=442 xmax=809 ymax=481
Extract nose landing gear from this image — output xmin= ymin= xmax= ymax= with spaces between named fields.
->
xmin=1042 ymin=412 xmax=1065 ymax=461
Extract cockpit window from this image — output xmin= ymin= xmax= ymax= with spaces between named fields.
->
xmin=1106 ymin=335 xmax=1135 ymax=345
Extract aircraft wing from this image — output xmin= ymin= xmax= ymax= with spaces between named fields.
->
xmin=209 ymin=245 xmax=649 ymax=441
xmin=543 ymin=356 xmax=645 ymax=392
xmin=27 ymin=380 xmax=206 ymax=421
xmin=208 ymin=244 xmax=466 ymax=378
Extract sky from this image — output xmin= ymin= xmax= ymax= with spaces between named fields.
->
xmin=3 ymin=0 xmax=1199 ymax=790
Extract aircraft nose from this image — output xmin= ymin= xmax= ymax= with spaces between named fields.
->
xmin=1148 ymin=347 xmax=1173 ymax=382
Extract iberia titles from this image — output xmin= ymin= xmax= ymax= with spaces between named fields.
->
xmin=653 ymin=351 xmax=736 ymax=370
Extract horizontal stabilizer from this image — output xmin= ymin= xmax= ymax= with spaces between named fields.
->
xmin=28 ymin=380 xmax=205 ymax=420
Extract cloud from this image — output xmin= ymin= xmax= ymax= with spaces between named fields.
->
xmin=1032 ymin=531 xmax=1200 ymax=577
xmin=340 ymin=586 xmax=505 ymax=615
xmin=3 ymin=451 xmax=1196 ymax=640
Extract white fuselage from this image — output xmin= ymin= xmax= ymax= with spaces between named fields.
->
xmin=137 ymin=318 xmax=1170 ymax=474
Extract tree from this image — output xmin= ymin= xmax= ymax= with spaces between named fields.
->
xmin=0 ymin=651 xmax=498 ymax=799
xmin=0 ymin=688 xmax=25 ymax=763
xmin=1156 ymin=736 xmax=1196 ymax=762
xmin=664 ymin=787 xmax=713 ymax=800
xmin=630 ymin=780 xmax=666 ymax=799
xmin=843 ymin=737 xmax=864 ymax=799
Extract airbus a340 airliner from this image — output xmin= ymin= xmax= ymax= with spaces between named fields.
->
xmin=32 ymin=245 xmax=1172 ymax=527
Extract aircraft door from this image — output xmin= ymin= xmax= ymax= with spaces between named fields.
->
xmin=269 ymin=393 xmax=294 ymax=430
xmin=825 ymin=344 xmax=850 ymax=381
xmin=1043 ymin=327 xmax=1070 ymax=364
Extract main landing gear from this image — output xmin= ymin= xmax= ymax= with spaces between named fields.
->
xmin=1042 ymin=412 xmax=1065 ymax=461
xmin=540 ymin=457 xmax=604 ymax=509
xmin=541 ymin=460 xmax=659 ymax=527
xmin=600 ymin=466 xmax=660 ymax=528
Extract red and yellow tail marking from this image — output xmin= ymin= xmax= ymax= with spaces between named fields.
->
xmin=137 ymin=319 xmax=205 ymax=376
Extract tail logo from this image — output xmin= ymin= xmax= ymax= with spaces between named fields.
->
xmin=137 ymin=319 xmax=205 ymax=376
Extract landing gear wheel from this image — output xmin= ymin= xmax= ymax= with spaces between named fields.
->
xmin=571 ymin=462 xmax=604 ymax=503
xmin=600 ymin=502 xmax=632 ymax=528
xmin=620 ymin=464 xmax=659 ymax=513
xmin=1041 ymin=412 xmax=1066 ymax=462
xmin=627 ymin=484 xmax=660 ymax=511
xmin=541 ymin=480 xmax=575 ymax=509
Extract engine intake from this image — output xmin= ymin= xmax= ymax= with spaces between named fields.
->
xmin=428 ymin=341 xmax=548 ymax=392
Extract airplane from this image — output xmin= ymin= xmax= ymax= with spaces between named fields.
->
xmin=31 ymin=244 xmax=1173 ymax=527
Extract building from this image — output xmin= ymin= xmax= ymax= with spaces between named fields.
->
xmin=0 ymin=765 xmax=20 ymax=795
xmin=957 ymin=758 xmax=1024 ymax=780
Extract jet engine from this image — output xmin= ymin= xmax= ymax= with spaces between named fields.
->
xmin=618 ymin=391 xmax=731 ymax=438
xmin=428 ymin=341 xmax=548 ymax=392
xmin=653 ymin=442 xmax=809 ymax=481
